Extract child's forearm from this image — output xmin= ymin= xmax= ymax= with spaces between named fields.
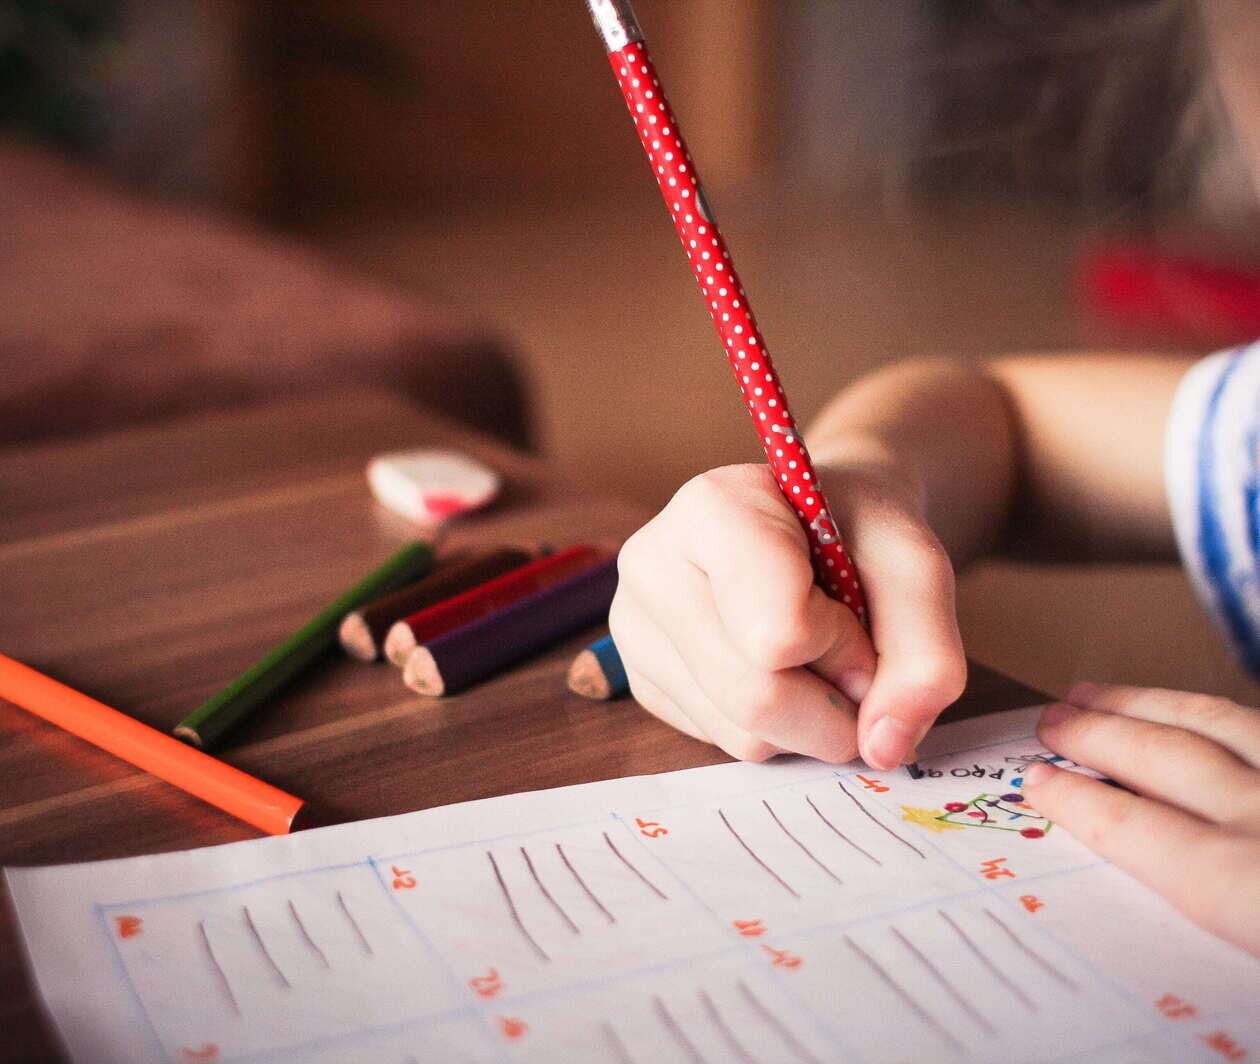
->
xmin=808 ymin=354 xmax=1194 ymax=565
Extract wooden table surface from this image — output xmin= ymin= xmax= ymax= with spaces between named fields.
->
xmin=0 ymin=391 xmax=1042 ymax=1063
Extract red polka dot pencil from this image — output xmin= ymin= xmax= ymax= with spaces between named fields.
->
xmin=583 ymin=1 xmax=866 ymax=619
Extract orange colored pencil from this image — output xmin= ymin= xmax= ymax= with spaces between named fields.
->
xmin=0 ymin=653 xmax=306 ymax=835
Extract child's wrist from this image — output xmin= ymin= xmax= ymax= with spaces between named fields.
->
xmin=809 ymin=435 xmax=929 ymax=518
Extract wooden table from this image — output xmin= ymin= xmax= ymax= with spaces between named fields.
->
xmin=0 ymin=391 xmax=1042 ymax=1062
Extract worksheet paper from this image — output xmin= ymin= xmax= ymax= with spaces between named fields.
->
xmin=7 ymin=706 xmax=1259 ymax=1064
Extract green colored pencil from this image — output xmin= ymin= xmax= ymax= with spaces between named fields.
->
xmin=175 ymin=541 xmax=434 ymax=748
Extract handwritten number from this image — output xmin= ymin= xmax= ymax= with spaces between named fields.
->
xmin=635 ymin=817 xmax=669 ymax=838
xmin=469 ymin=968 xmax=504 ymax=999
xmin=980 ymin=857 xmax=1016 ymax=880
xmin=114 ymin=916 xmax=143 ymax=939
xmin=391 ymin=865 xmax=417 ymax=890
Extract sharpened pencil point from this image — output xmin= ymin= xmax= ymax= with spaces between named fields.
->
xmin=568 ymin=649 xmax=613 ymax=700
xmin=338 ymin=612 xmax=378 ymax=662
xmin=384 ymin=620 xmax=418 ymax=668
xmin=403 ymin=647 xmax=445 ymax=697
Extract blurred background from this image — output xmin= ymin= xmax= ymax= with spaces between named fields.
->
xmin=5 ymin=0 xmax=1259 ymax=703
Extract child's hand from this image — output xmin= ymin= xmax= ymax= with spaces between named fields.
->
xmin=609 ymin=462 xmax=966 ymax=768
xmin=1025 ymin=683 xmax=1260 ymax=957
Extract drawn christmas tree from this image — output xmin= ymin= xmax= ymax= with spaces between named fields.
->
xmin=934 ymin=792 xmax=1051 ymax=839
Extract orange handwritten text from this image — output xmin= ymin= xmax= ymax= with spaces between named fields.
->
xmin=498 ymin=1017 xmax=529 ymax=1041
xmin=1201 ymin=1031 xmax=1247 ymax=1061
xmin=180 ymin=1046 xmax=220 ymax=1062
xmin=733 ymin=919 xmax=766 ymax=938
xmin=856 ymin=775 xmax=890 ymax=793
xmin=762 ymin=945 xmax=803 ymax=969
xmin=469 ymin=969 xmax=504 ymax=999
xmin=635 ymin=817 xmax=668 ymax=839
xmin=1155 ymin=993 xmax=1198 ymax=1020
xmin=114 ymin=916 xmax=143 ymax=939
xmin=391 ymin=865 xmax=417 ymax=890
xmin=980 ymin=857 xmax=1015 ymax=880
xmin=1020 ymin=895 xmax=1044 ymax=913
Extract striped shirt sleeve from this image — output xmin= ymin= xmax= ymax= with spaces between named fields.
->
xmin=1165 ymin=341 xmax=1260 ymax=678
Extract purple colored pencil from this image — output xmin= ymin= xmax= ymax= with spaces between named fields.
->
xmin=403 ymin=558 xmax=619 ymax=695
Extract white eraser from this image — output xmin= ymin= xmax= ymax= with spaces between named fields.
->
xmin=367 ymin=449 xmax=501 ymax=523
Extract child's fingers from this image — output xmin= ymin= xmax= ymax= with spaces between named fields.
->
xmin=1022 ymin=763 xmax=1259 ymax=952
xmin=629 ymin=554 xmax=860 ymax=763
xmin=1065 ymin=682 xmax=1260 ymax=768
xmin=1037 ymin=705 xmax=1260 ymax=825
xmin=849 ymin=518 xmax=967 ymax=770
xmin=673 ymin=466 xmax=863 ymax=677
xmin=610 ymin=590 xmax=783 ymax=762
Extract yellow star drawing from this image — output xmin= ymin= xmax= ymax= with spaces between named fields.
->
xmin=900 ymin=806 xmax=965 ymax=833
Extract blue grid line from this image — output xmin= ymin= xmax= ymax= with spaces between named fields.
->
xmin=94 ymin=902 xmax=169 ymax=1064
xmin=611 ymin=811 xmax=867 ymax=1064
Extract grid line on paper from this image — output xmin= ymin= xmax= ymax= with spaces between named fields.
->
xmin=848 ymin=761 xmax=1157 ymax=1031
xmin=93 ymin=904 xmax=167 ymax=1062
xmin=611 ymin=813 xmax=862 ymax=1060
xmin=366 ymin=857 xmax=513 ymax=1064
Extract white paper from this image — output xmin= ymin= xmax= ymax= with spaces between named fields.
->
xmin=7 ymin=706 xmax=1259 ymax=1064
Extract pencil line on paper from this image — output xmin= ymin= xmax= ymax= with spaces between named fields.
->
xmin=601 ymin=1020 xmax=635 ymax=1064
xmin=804 ymin=794 xmax=881 ymax=865
xmin=604 ymin=831 xmax=669 ymax=900
xmin=698 ymin=988 xmax=756 ymax=1064
xmin=763 ymin=799 xmax=842 ymax=884
xmin=719 ymin=808 xmax=800 ymax=898
xmin=287 ymin=899 xmax=330 ymax=968
xmin=984 ymin=909 xmax=1080 ymax=991
xmin=845 ymin=935 xmax=964 ymax=1055
xmin=521 ymin=846 xmax=579 ymax=934
xmin=336 ymin=891 xmax=374 ymax=956
xmin=890 ymin=925 xmax=995 ymax=1033
xmin=835 ymin=780 xmax=926 ymax=859
xmin=736 ymin=979 xmax=822 ymax=1064
xmin=654 ymin=995 xmax=706 ymax=1064
xmin=243 ymin=905 xmax=291 ymax=988
xmin=938 ymin=910 xmax=1037 ymax=1012
xmin=488 ymin=851 xmax=550 ymax=962
xmin=557 ymin=843 xmax=616 ymax=923
xmin=197 ymin=920 xmax=241 ymax=1016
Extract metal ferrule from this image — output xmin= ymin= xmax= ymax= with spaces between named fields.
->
xmin=585 ymin=0 xmax=645 ymax=53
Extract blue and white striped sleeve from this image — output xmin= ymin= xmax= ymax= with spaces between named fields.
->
xmin=1165 ymin=341 xmax=1260 ymax=677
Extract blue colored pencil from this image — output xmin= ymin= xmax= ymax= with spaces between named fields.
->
xmin=567 ymin=634 xmax=629 ymax=701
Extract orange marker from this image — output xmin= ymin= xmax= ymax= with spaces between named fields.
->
xmin=0 ymin=653 xmax=306 ymax=835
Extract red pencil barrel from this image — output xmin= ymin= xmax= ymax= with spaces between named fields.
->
xmin=607 ymin=42 xmax=866 ymax=620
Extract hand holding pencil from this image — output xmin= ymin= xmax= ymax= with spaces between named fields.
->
xmin=587 ymin=0 xmax=967 ymax=770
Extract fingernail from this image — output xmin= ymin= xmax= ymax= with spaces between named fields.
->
xmin=838 ymin=669 xmax=873 ymax=705
xmin=1022 ymin=762 xmax=1056 ymax=786
xmin=1040 ymin=702 xmax=1081 ymax=726
xmin=864 ymin=716 xmax=916 ymax=771
xmin=1064 ymin=681 xmax=1099 ymax=707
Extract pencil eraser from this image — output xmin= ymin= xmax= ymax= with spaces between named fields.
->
xmin=367 ymin=450 xmax=501 ymax=523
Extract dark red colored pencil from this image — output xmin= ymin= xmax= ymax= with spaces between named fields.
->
xmin=403 ymin=558 xmax=619 ymax=696
xmin=383 ymin=544 xmax=604 ymax=666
